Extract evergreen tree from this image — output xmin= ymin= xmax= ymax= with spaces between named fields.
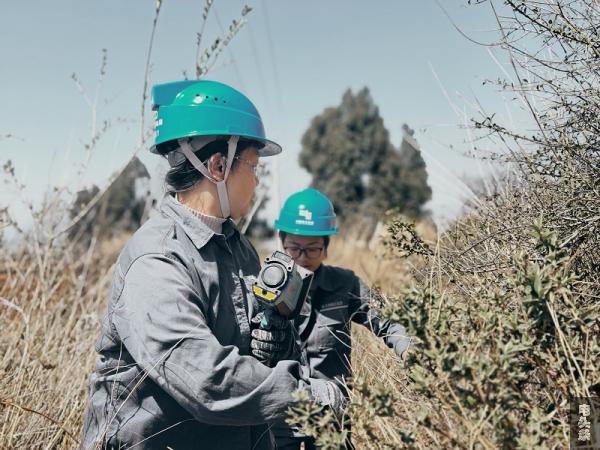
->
xmin=369 ymin=124 xmax=432 ymax=217
xmin=299 ymin=88 xmax=392 ymax=218
xmin=299 ymin=88 xmax=431 ymax=220
xmin=70 ymin=156 xmax=149 ymax=240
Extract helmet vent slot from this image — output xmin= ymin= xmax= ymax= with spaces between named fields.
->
xmin=150 ymin=79 xmax=282 ymax=156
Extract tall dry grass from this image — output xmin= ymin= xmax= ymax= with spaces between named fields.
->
xmin=1 ymin=177 xmax=596 ymax=449
xmin=325 ymin=228 xmax=438 ymax=449
xmin=0 ymin=219 xmax=420 ymax=449
xmin=0 ymin=232 xmax=128 ymax=448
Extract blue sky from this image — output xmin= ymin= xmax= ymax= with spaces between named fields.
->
xmin=1 ymin=0 xmax=528 ymax=230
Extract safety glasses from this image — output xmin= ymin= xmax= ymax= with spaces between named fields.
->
xmin=234 ymin=156 xmax=261 ymax=178
xmin=283 ymin=246 xmax=324 ymax=259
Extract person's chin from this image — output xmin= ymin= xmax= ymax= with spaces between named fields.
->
xmin=300 ymin=262 xmax=318 ymax=272
xmin=232 ymin=207 xmax=248 ymax=222
xmin=240 ymin=202 xmax=253 ymax=218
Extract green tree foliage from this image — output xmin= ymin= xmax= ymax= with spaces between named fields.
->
xmin=69 ymin=156 xmax=149 ymax=240
xmin=370 ymin=124 xmax=432 ymax=218
xmin=299 ymin=88 xmax=431 ymax=221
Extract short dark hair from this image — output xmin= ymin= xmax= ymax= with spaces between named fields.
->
xmin=165 ymin=138 xmax=261 ymax=192
xmin=279 ymin=231 xmax=330 ymax=249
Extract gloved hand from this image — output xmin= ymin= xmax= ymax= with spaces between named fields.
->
xmin=250 ymin=311 xmax=300 ymax=367
xmin=394 ymin=337 xmax=411 ymax=360
xmin=309 ymin=378 xmax=347 ymax=421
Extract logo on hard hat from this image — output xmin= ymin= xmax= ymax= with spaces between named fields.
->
xmin=296 ymin=205 xmax=314 ymax=226
xmin=154 ymin=116 xmax=163 ymax=136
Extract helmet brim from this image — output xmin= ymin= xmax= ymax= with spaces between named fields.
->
xmin=256 ymin=139 xmax=282 ymax=157
xmin=150 ymin=134 xmax=281 ymax=157
xmin=274 ymin=222 xmax=338 ymax=236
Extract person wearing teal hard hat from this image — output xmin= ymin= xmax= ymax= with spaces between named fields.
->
xmin=81 ymin=80 xmax=345 ymax=450
xmin=270 ymin=188 xmax=411 ymax=450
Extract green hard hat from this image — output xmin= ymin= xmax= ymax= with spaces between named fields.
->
xmin=150 ymin=80 xmax=281 ymax=157
xmin=275 ymin=188 xmax=338 ymax=236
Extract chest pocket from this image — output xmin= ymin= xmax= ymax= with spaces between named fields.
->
xmin=315 ymin=295 xmax=350 ymax=352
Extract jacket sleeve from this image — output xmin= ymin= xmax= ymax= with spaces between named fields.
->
xmin=349 ymin=277 xmax=411 ymax=356
xmin=111 ymin=253 xmax=309 ymax=427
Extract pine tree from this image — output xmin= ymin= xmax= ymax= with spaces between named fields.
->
xmin=369 ymin=124 xmax=432 ymax=217
xmin=299 ymin=88 xmax=391 ymax=218
xmin=69 ymin=156 xmax=150 ymax=240
xmin=299 ymin=89 xmax=431 ymax=221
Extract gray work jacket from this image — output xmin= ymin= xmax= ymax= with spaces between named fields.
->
xmin=81 ymin=194 xmax=308 ymax=449
xmin=296 ymin=265 xmax=410 ymax=387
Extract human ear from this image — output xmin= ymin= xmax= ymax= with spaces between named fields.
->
xmin=207 ymin=154 xmax=226 ymax=181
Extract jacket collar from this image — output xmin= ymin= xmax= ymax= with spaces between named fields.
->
xmin=160 ymin=193 xmax=238 ymax=249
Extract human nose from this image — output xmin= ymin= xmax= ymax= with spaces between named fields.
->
xmin=296 ymin=250 xmax=312 ymax=263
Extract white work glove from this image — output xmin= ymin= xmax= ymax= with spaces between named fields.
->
xmin=250 ymin=311 xmax=300 ymax=367
xmin=309 ymin=378 xmax=347 ymax=420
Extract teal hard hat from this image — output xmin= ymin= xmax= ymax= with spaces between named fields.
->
xmin=275 ymin=188 xmax=338 ymax=236
xmin=150 ymin=80 xmax=281 ymax=157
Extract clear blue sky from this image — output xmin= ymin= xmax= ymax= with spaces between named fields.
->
xmin=1 ymin=0 xmax=527 ymax=230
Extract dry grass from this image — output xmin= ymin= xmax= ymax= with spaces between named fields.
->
xmin=327 ymin=221 xmax=437 ymax=294
xmin=0 ymin=221 xmax=428 ymax=449
xmin=0 ymin=234 xmax=128 ymax=448
xmin=1 ymin=186 xmax=596 ymax=450
xmin=325 ymin=227 xmax=437 ymax=449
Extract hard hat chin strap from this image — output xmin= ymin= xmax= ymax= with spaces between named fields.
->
xmin=177 ymin=135 xmax=239 ymax=218
xmin=215 ymin=135 xmax=239 ymax=218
